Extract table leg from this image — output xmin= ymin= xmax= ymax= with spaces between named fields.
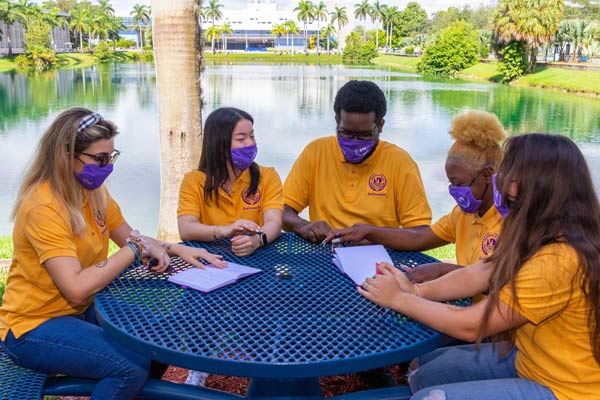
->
xmin=246 ymin=377 xmax=323 ymax=399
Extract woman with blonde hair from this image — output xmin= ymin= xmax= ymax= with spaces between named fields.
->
xmin=0 ymin=107 xmax=225 ymax=400
xmin=326 ymin=110 xmax=507 ymax=283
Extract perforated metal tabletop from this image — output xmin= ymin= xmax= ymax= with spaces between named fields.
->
xmin=95 ymin=233 xmax=468 ymax=399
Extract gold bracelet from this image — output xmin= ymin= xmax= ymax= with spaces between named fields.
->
xmin=414 ymin=283 xmax=423 ymax=297
xmin=212 ymin=226 xmax=218 ymax=241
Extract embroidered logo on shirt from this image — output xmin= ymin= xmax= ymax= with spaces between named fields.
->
xmin=368 ymin=173 xmax=387 ymax=196
xmin=481 ymin=232 xmax=498 ymax=256
xmin=93 ymin=208 xmax=106 ymax=228
xmin=242 ymin=188 xmax=261 ymax=206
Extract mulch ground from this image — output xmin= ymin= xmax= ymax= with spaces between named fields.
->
xmin=59 ymin=364 xmax=409 ymax=399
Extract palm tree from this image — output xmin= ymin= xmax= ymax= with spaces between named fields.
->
xmin=271 ymin=23 xmax=286 ymax=51
xmin=371 ymin=0 xmax=385 ymax=50
xmin=494 ymin=0 xmax=564 ymax=73
xmin=330 ymin=6 xmax=348 ymax=48
xmin=151 ymin=0 xmax=203 ymax=241
xmin=294 ymin=0 xmax=314 ymax=53
xmin=284 ymin=19 xmax=300 ymax=54
xmin=69 ymin=9 xmax=89 ymax=53
xmin=205 ymin=25 xmax=220 ymax=49
xmin=321 ymin=23 xmax=336 ymax=54
xmin=354 ymin=0 xmax=371 ymax=42
xmin=0 ymin=0 xmax=28 ymax=56
xmin=97 ymin=0 xmax=114 ymax=17
xmin=130 ymin=3 xmax=150 ymax=49
xmin=313 ymin=1 xmax=327 ymax=55
xmin=205 ymin=0 xmax=223 ymax=54
xmin=220 ymin=22 xmax=232 ymax=51
xmin=382 ymin=5 xmax=399 ymax=51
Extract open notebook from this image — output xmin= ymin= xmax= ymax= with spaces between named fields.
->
xmin=332 ymin=245 xmax=393 ymax=286
xmin=168 ymin=262 xmax=261 ymax=293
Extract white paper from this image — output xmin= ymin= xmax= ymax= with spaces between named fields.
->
xmin=333 ymin=245 xmax=393 ymax=285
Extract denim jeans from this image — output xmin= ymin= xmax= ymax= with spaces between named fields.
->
xmin=1 ymin=306 xmax=150 ymax=400
xmin=408 ymin=343 xmax=557 ymax=400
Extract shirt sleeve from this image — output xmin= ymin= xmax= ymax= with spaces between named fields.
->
xmin=261 ymin=167 xmax=284 ymax=212
xmin=499 ymin=246 xmax=578 ymax=324
xmin=431 ymin=207 xmax=459 ymax=244
xmin=177 ymin=172 xmax=203 ymax=218
xmin=395 ymin=160 xmax=432 ymax=228
xmin=283 ymin=145 xmax=313 ymax=213
xmin=105 ymin=189 xmax=125 ymax=230
xmin=23 ymin=203 xmax=77 ymax=263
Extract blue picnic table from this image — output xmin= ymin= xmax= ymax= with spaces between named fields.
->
xmin=95 ymin=233 xmax=468 ymax=399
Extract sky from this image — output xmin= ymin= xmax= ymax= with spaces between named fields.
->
xmin=111 ymin=0 xmax=491 ymax=17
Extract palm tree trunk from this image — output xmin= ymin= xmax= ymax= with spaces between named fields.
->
xmin=316 ymin=20 xmax=320 ymax=56
xmin=7 ymin=31 xmax=12 ymax=58
xmin=363 ymin=18 xmax=366 ymax=42
xmin=375 ymin=20 xmax=379 ymax=50
xmin=152 ymin=0 xmax=203 ymax=241
xmin=529 ymin=45 xmax=538 ymax=73
xmin=211 ymin=17 xmax=215 ymax=54
xmin=79 ymin=31 xmax=83 ymax=53
xmin=327 ymin=35 xmax=330 ymax=54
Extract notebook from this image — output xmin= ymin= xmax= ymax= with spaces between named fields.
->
xmin=167 ymin=262 xmax=261 ymax=293
xmin=332 ymin=245 xmax=393 ymax=286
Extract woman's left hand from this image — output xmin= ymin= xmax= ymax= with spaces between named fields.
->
xmin=171 ymin=244 xmax=227 ymax=269
xmin=230 ymin=234 xmax=260 ymax=257
xmin=357 ymin=263 xmax=407 ymax=308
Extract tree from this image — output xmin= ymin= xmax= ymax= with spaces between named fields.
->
xmin=494 ymin=0 xmax=564 ymax=73
xmin=370 ymin=0 xmax=385 ymax=50
xmin=354 ymin=0 xmax=371 ymax=42
xmin=395 ymin=2 xmax=427 ymax=37
xmin=313 ymin=1 xmax=327 ymax=55
xmin=96 ymin=0 xmax=114 ymax=16
xmin=205 ymin=0 xmax=223 ymax=54
xmin=284 ymin=19 xmax=300 ymax=54
xmin=0 ymin=0 xmax=28 ymax=57
xmin=321 ymin=22 xmax=335 ymax=54
xmin=130 ymin=3 xmax=150 ymax=49
xmin=382 ymin=5 xmax=400 ymax=51
xmin=220 ymin=21 xmax=232 ymax=51
xmin=69 ymin=8 xmax=88 ymax=52
xmin=417 ymin=21 xmax=480 ymax=76
xmin=205 ymin=25 xmax=219 ymax=48
xmin=271 ymin=23 xmax=286 ymax=50
xmin=330 ymin=5 xmax=348 ymax=48
xmin=151 ymin=0 xmax=203 ymax=241
xmin=295 ymin=0 xmax=314 ymax=53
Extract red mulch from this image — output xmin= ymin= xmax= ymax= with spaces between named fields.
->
xmin=60 ymin=364 xmax=409 ymax=399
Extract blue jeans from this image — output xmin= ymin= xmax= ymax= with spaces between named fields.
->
xmin=408 ymin=343 xmax=557 ymax=400
xmin=1 ymin=306 xmax=150 ymax=400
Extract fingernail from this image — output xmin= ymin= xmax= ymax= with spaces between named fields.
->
xmin=375 ymin=262 xmax=380 ymax=266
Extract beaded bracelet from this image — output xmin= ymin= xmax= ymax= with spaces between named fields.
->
xmin=126 ymin=241 xmax=142 ymax=265
xmin=126 ymin=229 xmax=150 ymax=258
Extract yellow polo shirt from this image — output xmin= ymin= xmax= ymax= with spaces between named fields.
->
xmin=283 ymin=136 xmax=432 ymax=229
xmin=0 ymin=182 xmax=124 ymax=340
xmin=431 ymin=205 xmax=502 ymax=266
xmin=177 ymin=166 xmax=283 ymax=226
xmin=499 ymin=243 xmax=600 ymax=400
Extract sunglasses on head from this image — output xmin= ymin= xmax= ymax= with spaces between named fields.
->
xmin=79 ymin=149 xmax=121 ymax=167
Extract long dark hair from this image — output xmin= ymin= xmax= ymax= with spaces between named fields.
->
xmin=198 ymin=107 xmax=260 ymax=206
xmin=481 ymin=133 xmax=600 ymax=363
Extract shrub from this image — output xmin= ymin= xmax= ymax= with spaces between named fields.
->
xmin=497 ymin=41 xmax=529 ymax=83
xmin=416 ymin=21 xmax=479 ymax=77
xmin=93 ymin=41 xmax=115 ymax=62
xmin=15 ymin=54 xmax=30 ymax=68
xmin=142 ymin=45 xmax=153 ymax=51
xmin=343 ymin=32 xmax=378 ymax=65
xmin=142 ymin=51 xmax=154 ymax=62
xmin=405 ymin=46 xmax=415 ymax=55
xmin=116 ymin=38 xmax=136 ymax=49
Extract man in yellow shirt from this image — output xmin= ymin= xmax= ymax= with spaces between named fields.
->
xmin=283 ymin=80 xmax=432 ymax=244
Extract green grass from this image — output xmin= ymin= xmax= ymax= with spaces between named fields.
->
xmin=0 ymin=56 xmax=16 ymax=72
xmin=460 ymin=61 xmax=502 ymax=82
xmin=203 ymin=51 xmax=342 ymax=64
xmin=0 ymin=236 xmax=12 ymax=259
xmin=423 ymin=244 xmax=456 ymax=262
xmin=0 ymin=267 xmax=6 ymax=305
xmin=516 ymin=66 xmax=600 ymax=94
xmin=372 ymin=54 xmax=421 ymax=71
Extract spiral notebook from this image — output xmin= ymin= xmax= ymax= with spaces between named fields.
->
xmin=332 ymin=245 xmax=393 ymax=286
xmin=168 ymin=262 xmax=261 ymax=293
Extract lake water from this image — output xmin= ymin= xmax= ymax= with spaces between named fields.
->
xmin=1 ymin=61 xmax=600 ymax=236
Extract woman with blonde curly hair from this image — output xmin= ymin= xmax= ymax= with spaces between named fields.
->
xmin=325 ymin=110 xmax=507 ymax=283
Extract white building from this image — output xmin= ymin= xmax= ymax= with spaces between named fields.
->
xmin=211 ymin=0 xmax=351 ymax=51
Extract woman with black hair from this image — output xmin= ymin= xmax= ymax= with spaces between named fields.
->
xmin=360 ymin=133 xmax=600 ymax=399
xmin=177 ymin=107 xmax=283 ymax=257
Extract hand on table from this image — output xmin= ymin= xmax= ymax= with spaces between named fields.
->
xmin=357 ymin=262 xmax=416 ymax=308
xmin=172 ymin=244 xmax=227 ymax=269
xmin=231 ymin=234 xmax=261 ymax=257
xmin=220 ymin=219 xmax=261 ymax=239
xmin=297 ymin=220 xmax=332 ymax=243
xmin=324 ymin=224 xmax=372 ymax=245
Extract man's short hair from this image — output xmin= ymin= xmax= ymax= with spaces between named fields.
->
xmin=333 ymin=80 xmax=387 ymax=121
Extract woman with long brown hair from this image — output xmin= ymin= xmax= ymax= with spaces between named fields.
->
xmin=360 ymin=133 xmax=600 ymax=399
xmin=0 ymin=107 xmax=225 ymax=400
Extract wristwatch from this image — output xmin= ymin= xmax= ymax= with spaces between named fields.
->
xmin=257 ymin=231 xmax=268 ymax=247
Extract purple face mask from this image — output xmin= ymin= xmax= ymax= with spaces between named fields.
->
xmin=231 ymin=144 xmax=257 ymax=171
xmin=337 ymin=137 xmax=376 ymax=164
xmin=448 ymin=185 xmax=481 ymax=214
xmin=75 ymin=163 xmax=113 ymax=190
xmin=492 ymin=174 xmax=511 ymax=218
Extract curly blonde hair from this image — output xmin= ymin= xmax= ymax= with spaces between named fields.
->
xmin=447 ymin=110 xmax=507 ymax=170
